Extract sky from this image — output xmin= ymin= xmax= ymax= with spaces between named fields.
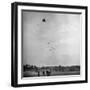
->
xmin=22 ymin=11 xmax=81 ymax=67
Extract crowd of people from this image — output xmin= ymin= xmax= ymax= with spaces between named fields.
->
xmin=37 ymin=70 xmax=51 ymax=76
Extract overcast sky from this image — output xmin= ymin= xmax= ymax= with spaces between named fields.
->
xmin=22 ymin=11 xmax=81 ymax=66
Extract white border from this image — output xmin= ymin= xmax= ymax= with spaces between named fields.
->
xmin=18 ymin=5 xmax=85 ymax=84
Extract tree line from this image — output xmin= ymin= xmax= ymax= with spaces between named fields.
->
xmin=23 ymin=64 xmax=80 ymax=72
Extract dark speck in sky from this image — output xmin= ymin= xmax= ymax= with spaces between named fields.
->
xmin=42 ymin=18 xmax=46 ymax=22
xmin=48 ymin=42 xmax=50 ymax=44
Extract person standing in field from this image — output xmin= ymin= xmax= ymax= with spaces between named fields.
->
xmin=43 ymin=71 xmax=45 ymax=76
xmin=46 ymin=70 xmax=51 ymax=76
xmin=38 ymin=71 xmax=40 ymax=76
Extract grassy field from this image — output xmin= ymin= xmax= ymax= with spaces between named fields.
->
xmin=23 ymin=65 xmax=80 ymax=77
xmin=23 ymin=70 xmax=80 ymax=77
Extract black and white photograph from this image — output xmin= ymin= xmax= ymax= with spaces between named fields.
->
xmin=22 ymin=10 xmax=80 ymax=77
xmin=11 ymin=2 xmax=88 ymax=87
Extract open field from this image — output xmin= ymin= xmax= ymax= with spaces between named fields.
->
xmin=23 ymin=65 xmax=80 ymax=77
xmin=23 ymin=70 xmax=80 ymax=77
